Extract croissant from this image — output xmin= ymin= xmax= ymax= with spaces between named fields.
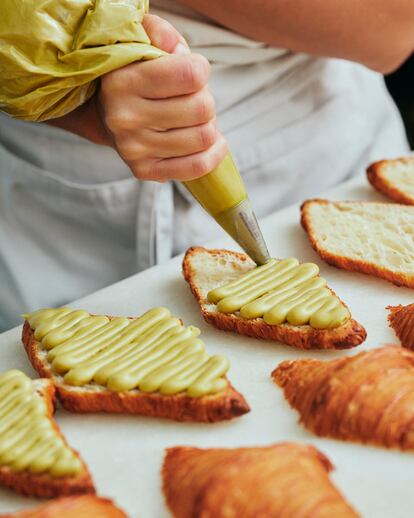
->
xmin=273 ymin=345 xmax=414 ymax=449
xmin=0 ymin=495 xmax=127 ymax=518
xmin=387 ymin=304 xmax=414 ymax=350
xmin=162 ymin=443 xmax=359 ymax=517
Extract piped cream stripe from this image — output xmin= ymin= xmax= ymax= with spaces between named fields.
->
xmin=25 ymin=307 xmax=229 ymax=397
xmin=208 ymin=258 xmax=349 ymax=329
xmin=0 ymin=370 xmax=81 ymax=477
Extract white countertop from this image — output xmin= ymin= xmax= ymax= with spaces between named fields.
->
xmin=1 ymin=175 xmax=413 ymax=517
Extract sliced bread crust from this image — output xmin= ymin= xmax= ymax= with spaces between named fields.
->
xmin=0 ymin=495 xmax=127 ymax=517
xmin=22 ymin=322 xmax=249 ymax=423
xmin=301 ymin=199 xmax=414 ymax=288
xmin=367 ymin=157 xmax=414 ymax=205
xmin=182 ymin=247 xmax=366 ymax=350
xmin=0 ymin=379 xmax=94 ymax=499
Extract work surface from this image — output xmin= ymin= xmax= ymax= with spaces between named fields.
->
xmin=1 ymin=176 xmax=413 ymax=517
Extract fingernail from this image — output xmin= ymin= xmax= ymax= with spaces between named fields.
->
xmin=173 ymin=42 xmax=190 ymax=55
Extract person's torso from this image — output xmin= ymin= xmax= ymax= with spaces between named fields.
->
xmin=0 ymin=0 xmax=408 ymax=330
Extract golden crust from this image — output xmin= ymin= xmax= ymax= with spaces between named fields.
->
xmin=0 ymin=380 xmax=94 ymax=499
xmin=387 ymin=303 xmax=414 ymax=350
xmin=22 ymin=322 xmax=249 ymax=423
xmin=0 ymin=495 xmax=127 ymax=517
xmin=301 ymin=199 xmax=414 ymax=288
xmin=182 ymin=247 xmax=366 ymax=350
xmin=367 ymin=157 xmax=414 ymax=205
xmin=272 ymin=345 xmax=414 ymax=450
xmin=162 ymin=443 xmax=360 ymax=518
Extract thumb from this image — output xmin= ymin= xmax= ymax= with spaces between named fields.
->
xmin=142 ymin=14 xmax=190 ymax=54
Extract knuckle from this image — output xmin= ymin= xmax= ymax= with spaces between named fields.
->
xmin=178 ymin=59 xmax=197 ymax=90
xmin=104 ymin=110 xmax=134 ymax=132
xmin=194 ymin=91 xmax=216 ymax=122
xmin=197 ymin=122 xmax=216 ymax=149
xmin=191 ymin=54 xmax=211 ymax=85
xmin=140 ymin=161 xmax=164 ymax=182
xmin=179 ymin=55 xmax=210 ymax=90
xmin=101 ymin=69 xmax=127 ymax=94
xmin=131 ymin=160 xmax=152 ymax=181
xmin=103 ymin=64 xmax=142 ymax=96
xmin=191 ymin=155 xmax=210 ymax=178
xmin=117 ymin=139 xmax=146 ymax=161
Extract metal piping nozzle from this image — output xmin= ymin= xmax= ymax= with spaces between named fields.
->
xmin=214 ymin=198 xmax=270 ymax=265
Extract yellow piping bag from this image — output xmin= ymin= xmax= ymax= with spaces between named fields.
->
xmin=0 ymin=0 xmax=269 ymax=264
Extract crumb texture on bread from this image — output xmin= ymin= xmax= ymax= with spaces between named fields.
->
xmin=301 ymin=199 xmax=414 ymax=288
xmin=273 ymin=345 xmax=414 ymax=450
xmin=0 ymin=495 xmax=127 ymax=518
xmin=0 ymin=372 xmax=94 ymax=499
xmin=387 ymin=303 xmax=414 ymax=350
xmin=162 ymin=443 xmax=360 ymax=518
xmin=182 ymin=247 xmax=366 ymax=350
xmin=22 ymin=316 xmax=249 ymax=423
xmin=367 ymin=156 xmax=414 ymax=205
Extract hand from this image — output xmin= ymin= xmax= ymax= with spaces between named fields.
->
xmin=98 ymin=14 xmax=228 ymax=182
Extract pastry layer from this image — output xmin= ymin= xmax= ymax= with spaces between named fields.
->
xmin=273 ymin=345 xmax=414 ymax=449
xmin=1 ymin=495 xmax=127 ymax=517
xmin=163 ymin=443 xmax=360 ymax=517
xmin=387 ymin=303 xmax=414 ymax=350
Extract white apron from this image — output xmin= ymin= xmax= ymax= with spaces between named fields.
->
xmin=0 ymin=1 xmax=409 ymax=330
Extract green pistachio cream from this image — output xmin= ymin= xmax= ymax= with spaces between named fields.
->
xmin=208 ymin=258 xmax=350 ymax=329
xmin=25 ymin=307 xmax=229 ymax=397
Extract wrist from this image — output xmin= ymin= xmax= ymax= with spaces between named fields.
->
xmin=46 ymin=93 xmax=112 ymax=147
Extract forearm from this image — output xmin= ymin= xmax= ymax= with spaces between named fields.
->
xmin=180 ymin=0 xmax=414 ymax=73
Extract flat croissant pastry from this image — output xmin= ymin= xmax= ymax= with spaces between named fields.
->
xmin=387 ymin=303 xmax=414 ymax=350
xmin=273 ymin=345 xmax=414 ymax=449
xmin=0 ymin=495 xmax=127 ymax=517
xmin=162 ymin=443 xmax=359 ymax=518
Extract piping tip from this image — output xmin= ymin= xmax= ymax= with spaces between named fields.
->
xmin=214 ymin=198 xmax=270 ymax=265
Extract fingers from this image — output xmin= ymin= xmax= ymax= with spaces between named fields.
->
xmin=98 ymin=14 xmax=224 ymax=183
xmin=104 ymin=53 xmax=210 ymax=100
xmin=130 ymin=135 xmax=229 ymax=182
xmin=100 ymin=84 xmax=216 ymax=133
xmin=140 ymin=53 xmax=210 ymax=99
xmin=120 ymin=120 xmax=219 ymax=160
xmin=142 ymin=14 xmax=183 ymax=54
xmin=137 ymin=87 xmax=216 ymax=130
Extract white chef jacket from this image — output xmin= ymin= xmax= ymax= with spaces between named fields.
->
xmin=0 ymin=1 xmax=409 ymax=330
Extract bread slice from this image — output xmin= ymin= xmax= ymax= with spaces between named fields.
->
xmin=301 ymin=199 xmax=414 ymax=288
xmin=0 ymin=495 xmax=126 ymax=518
xmin=162 ymin=443 xmax=360 ymax=517
xmin=367 ymin=156 xmax=414 ymax=205
xmin=182 ymin=247 xmax=366 ymax=350
xmin=22 ymin=313 xmax=249 ymax=423
xmin=273 ymin=345 xmax=414 ymax=450
xmin=0 ymin=373 xmax=94 ymax=498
